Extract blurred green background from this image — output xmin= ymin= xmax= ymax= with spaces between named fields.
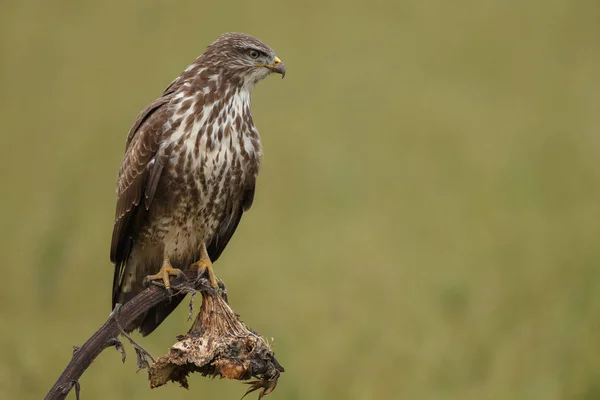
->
xmin=1 ymin=0 xmax=600 ymax=399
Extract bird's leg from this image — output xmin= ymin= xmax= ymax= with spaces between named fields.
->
xmin=190 ymin=242 xmax=219 ymax=288
xmin=144 ymin=257 xmax=185 ymax=291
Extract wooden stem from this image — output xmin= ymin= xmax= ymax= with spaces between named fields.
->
xmin=44 ymin=271 xmax=204 ymax=400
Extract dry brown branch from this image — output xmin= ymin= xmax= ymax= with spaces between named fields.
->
xmin=44 ymin=272 xmax=283 ymax=400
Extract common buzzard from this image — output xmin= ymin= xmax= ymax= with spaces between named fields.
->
xmin=110 ymin=33 xmax=285 ymax=335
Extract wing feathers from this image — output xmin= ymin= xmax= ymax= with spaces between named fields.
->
xmin=242 ymin=185 xmax=255 ymax=211
xmin=125 ymin=97 xmax=170 ymax=149
xmin=145 ymin=158 xmax=164 ymax=210
xmin=110 ymin=95 xmax=172 ymax=304
xmin=207 ymin=184 xmax=255 ymax=262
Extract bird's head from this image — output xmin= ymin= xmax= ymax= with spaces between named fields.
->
xmin=201 ymin=32 xmax=285 ymax=90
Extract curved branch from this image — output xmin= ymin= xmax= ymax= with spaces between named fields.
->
xmin=44 ymin=271 xmax=204 ymax=400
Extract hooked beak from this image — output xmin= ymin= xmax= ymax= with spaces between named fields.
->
xmin=259 ymin=56 xmax=286 ymax=78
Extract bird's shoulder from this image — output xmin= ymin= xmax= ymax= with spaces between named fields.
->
xmin=116 ymin=89 xmax=177 ymax=197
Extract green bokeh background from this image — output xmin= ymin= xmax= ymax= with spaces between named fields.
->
xmin=1 ymin=1 xmax=599 ymax=399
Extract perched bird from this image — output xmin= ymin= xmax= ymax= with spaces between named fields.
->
xmin=110 ymin=33 xmax=285 ymax=335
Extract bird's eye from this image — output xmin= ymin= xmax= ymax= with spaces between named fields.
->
xmin=248 ymin=49 xmax=260 ymax=59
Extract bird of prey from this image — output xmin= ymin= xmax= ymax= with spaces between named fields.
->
xmin=110 ymin=33 xmax=285 ymax=335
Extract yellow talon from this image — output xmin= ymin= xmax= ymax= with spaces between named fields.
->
xmin=190 ymin=259 xmax=219 ymax=288
xmin=190 ymin=243 xmax=219 ymax=288
xmin=144 ymin=265 xmax=185 ymax=290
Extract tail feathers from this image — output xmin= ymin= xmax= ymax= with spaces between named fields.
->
xmin=112 ymin=247 xmax=190 ymax=335
xmin=113 ymin=262 xmax=187 ymax=335
xmin=114 ymin=293 xmax=187 ymax=335
xmin=139 ymin=294 xmax=186 ymax=336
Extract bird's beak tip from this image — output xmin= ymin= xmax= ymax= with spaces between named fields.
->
xmin=257 ymin=58 xmax=286 ymax=78
xmin=272 ymin=56 xmax=286 ymax=79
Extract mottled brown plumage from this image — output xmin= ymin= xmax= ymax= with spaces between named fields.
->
xmin=110 ymin=33 xmax=285 ymax=335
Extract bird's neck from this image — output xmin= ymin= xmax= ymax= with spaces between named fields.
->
xmin=228 ymin=88 xmax=252 ymax=116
